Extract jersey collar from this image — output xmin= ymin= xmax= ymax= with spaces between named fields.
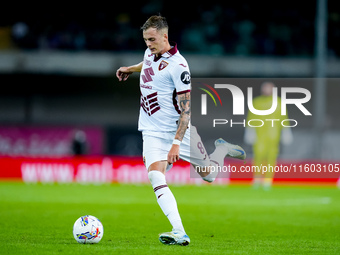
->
xmin=153 ymin=41 xmax=178 ymax=62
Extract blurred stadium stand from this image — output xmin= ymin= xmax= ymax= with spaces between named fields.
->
xmin=0 ymin=1 xmax=339 ymax=160
xmin=1 ymin=2 xmax=339 ymax=57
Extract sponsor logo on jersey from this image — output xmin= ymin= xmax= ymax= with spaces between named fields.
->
xmin=142 ymin=67 xmax=154 ymax=83
xmin=181 ymin=71 xmax=191 ymax=84
xmin=140 ymin=84 xmax=152 ymax=89
xmin=144 ymin=59 xmax=152 ymax=66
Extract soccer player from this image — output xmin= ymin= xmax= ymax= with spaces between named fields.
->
xmin=116 ymin=15 xmax=246 ymax=246
xmin=244 ymin=82 xmax=293 ymax=190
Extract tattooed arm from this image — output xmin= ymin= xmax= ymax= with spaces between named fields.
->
xmin=175 ymin=92 xmax=191 ymax=140
xmin=167 ymin=91 xmax=191 ymax=164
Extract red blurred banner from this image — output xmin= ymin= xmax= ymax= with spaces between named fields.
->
xmin=0 ymin=156 xmax=338 ymax=184
xmin=0 ymin=156 xmax=206 ymax=184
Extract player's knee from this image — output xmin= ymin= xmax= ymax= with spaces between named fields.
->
xmin=148 ymin=170 xmax=165 ymax=184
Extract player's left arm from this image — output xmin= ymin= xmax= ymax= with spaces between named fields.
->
xmin=176 ymin=92 xmax=191 ymax=140
xmin=167 ymin=91 xmax=191 ymax=164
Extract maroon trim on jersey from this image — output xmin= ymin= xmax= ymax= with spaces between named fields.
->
xmin=172 ymin=89 xmax=181 ymax=114
xmin=150 ymin=106 xmax=160 ymax=115
xmin=141 ymin=92 xmax=161 ymax=116
xmin=168 ymin=41 xmax=178 ymax=55
xmin=153 ymin=55 xmax=162 ymax=62
xmin=148 ymin=97 xmax=157 ymax=104
xmin=147 ymin=92 xmax=157 ymax=99
xmin=153 ymin=41 xmax=178 ymax=62
xmin=177 ymin=89 xmax=191 ymax=95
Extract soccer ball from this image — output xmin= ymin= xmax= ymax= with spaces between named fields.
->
xmin=73 ymin=215 xmax=104 ymax=244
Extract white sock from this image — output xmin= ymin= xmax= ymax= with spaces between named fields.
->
xmin=202 ymin=146 xmax=228 ymax=182
xmin=202 ymin=161 xmax=219 ymax=183
xmin=209 ymin=145 xmax=227 ymax=167
xmin=148 ymin=170 xmax=185 ymax=233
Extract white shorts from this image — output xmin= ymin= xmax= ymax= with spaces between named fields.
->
xmin=142 ymin=125 xmax=210 ymax=171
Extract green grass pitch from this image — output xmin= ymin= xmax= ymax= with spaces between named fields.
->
xmin=0 ymin=182 xmax=339 ymax=254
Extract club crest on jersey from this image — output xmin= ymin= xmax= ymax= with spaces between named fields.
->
xmin=159 ymin=60 xmax=169 ymax=71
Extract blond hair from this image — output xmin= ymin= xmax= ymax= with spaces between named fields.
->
xmin=141 ymin=15 xmax=168 ymax=33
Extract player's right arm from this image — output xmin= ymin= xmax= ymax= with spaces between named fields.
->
xmin=116 ymin=61 xmax=143 ymax=81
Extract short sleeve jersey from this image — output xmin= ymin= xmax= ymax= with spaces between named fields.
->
xmin=138 ymin=42 xmax=191 ymax=132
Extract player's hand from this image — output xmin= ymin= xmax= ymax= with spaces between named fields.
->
xmin=116 ymin=67 xmax=133 ymax=81
xmin=167 ymin=144 xmax=180 ymax=164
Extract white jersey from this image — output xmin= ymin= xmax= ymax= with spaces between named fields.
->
xmin=138 ymin=42 xmax=191 ymax=133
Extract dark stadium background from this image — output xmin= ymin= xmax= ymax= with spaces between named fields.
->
xmin=0 ymin=0 xmax=339 ymax=165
